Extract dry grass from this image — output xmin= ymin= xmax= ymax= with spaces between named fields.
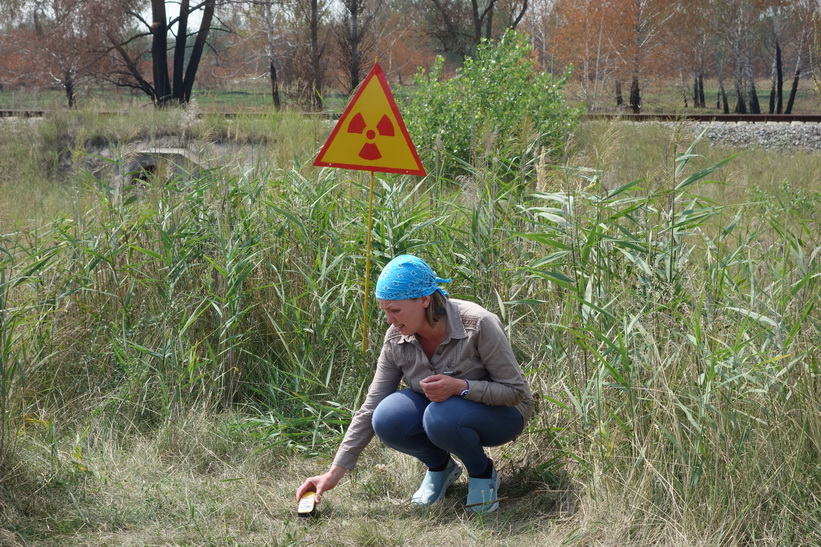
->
xmin=3 ymin=410 xmax=579 ymax=546
xmin=1 ymin=112 xmax=819 ymax=545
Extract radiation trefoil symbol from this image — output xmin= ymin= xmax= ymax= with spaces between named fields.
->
xmin=348 ymin=113 xmax=395 ymax=161
xmin=313 ymin=62 xmax=426 ymax=176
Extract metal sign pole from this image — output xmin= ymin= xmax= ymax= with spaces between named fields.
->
xmin=362 ymin=170 xmax=376 ymax=355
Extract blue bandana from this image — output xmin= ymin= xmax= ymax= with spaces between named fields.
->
xmin=375 ymin=255 xmax=451 ymax=300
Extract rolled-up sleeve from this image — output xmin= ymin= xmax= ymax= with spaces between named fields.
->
xmin=331 ymin=298 xmax=534 ymax=469
xmin=462 ymin=314 xmax=529 ymax=408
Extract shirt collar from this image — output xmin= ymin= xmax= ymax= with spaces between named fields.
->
xmin=443 ymin=298 xmax=466 ymax=341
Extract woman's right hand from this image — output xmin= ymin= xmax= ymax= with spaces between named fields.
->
xmin=295 ymin=464 xmax=348 ymax=503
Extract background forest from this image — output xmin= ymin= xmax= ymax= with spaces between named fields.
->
xmin=0 ymin=0 xmax=820 ymax=114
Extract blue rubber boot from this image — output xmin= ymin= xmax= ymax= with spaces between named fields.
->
xmin=411 ymin=458 xmax=462 ymax=506
xmin=466 ymin=467 xmax=499 ymax=512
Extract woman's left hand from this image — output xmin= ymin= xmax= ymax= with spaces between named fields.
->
xmin=420 ymin=375 xmax=467 ymax=402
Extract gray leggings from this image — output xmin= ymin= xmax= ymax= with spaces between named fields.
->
xmin=371 ymin=388 xmax=524 ymax=476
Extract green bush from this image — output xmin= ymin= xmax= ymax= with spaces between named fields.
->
xmin=404 ymin=30 xmax=581 ymax=180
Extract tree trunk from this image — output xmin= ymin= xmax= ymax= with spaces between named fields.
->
xmin=693 ymin=72 xmax=707 ymax=108
xmin=348 ymin=1 xmax=361 ymax=93
xmin=693 ymin=73 xmax=705 ymax=109
xmin=470 ymin=0 xmax=497 ymax=46
xmin=430 ymin=0 xmax=464 ymax=55
xmin=270 ymin=60 xmax=281 ymax=110
xmin=745 ymin=41 xmax=760 ymax=114
xmin=717 ymin=70 xmax=730 ymax=113
xmin=173 ymin=0 xmax=190 ymax=101
xmin=264 ymin=1 xmax=282 ymax=110
xmin=510 ymin=0 xmax=528 ymax=30
xmin=471 ymin=0 xmax=482 ymax=44
xmin=786 ymin=27 xmax=808 ymax=115
xmin=732 ymin=18 xmax=746 ymax=114
xmin=785 ymin=68 xmax=800 ymax=114
xmin=768 ymin=60 xmax=776 ymax=114
xmin=768 ymin=39 xmax=783 ymax=114
xmin=180 ymin=0 xmax=216 ymax=103
xmin=310 ymin=0 xmax=323 ymax=110
xmin=748 ymin=80 xmax=760 ymax=114
xmin=776 ymin=42 xmax=783 ymax=114
xmin=720 ymin=83 xmax=729 ymax=113
xmin=734 ymin=80 xmax=747 ymax=114
xmin=629 ymin=76 xmax=641 ymax=114
xmin=615 ymin=80 xmax=624 ymax=107
xmin=692 ymin=75 xmax=698 ymax=108
xmin=151 ymin=0 xmax=171 ymax=105
xmin=734 ymin=86 xmax=746 ymax=113
xmin=64 ymin=72 xmax=75 ymax=109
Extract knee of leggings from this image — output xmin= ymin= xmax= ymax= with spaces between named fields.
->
xmin=422 ymin=401 xmax=461 ymax=441
xmin=372 ymin=403 xmax=410 ymax=444
xmin=372 ymin=406 xmax=392 ymax=441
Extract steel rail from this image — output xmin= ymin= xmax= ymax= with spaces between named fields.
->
xmin=584 ymin=113 xmax=821 ymax=123
xmin=2 ymin=109 xmax=821 ymax=123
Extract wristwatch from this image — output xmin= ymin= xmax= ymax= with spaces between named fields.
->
xmin=460 ymin=380 xmax=470 ymax=397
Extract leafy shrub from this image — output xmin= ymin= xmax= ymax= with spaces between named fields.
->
xmin=404 ymin=30 xmax=581 ymax=179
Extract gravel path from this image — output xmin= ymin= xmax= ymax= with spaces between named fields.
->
xmin=685 ymin=121 xmax=821 ymax=151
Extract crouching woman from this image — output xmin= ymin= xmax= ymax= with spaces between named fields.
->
xmin=296 ymin=254 xmax=534 ymax=512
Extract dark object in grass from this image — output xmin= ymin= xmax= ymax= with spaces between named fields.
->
xmin=297 ymin=491 xmax=317 ymax=517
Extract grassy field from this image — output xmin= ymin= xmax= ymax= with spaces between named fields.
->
xmin=1 ymin=74 xmax=818 ymax=115
xmin=0 ymin=84 xmax=352 ymax=114
xmin=0 ymin=110 xmax=819 ymax=546
xmin=563 ymin=77 xmax=820 ymax=114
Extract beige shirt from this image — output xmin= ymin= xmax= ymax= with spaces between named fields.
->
xmin=333 ymin=298 xmax=534 ymax=470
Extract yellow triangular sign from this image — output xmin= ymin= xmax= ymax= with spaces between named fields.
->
xmin=313 ymin=62 xmax=426 ymax=176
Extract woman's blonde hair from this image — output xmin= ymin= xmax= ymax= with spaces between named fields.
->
xmin=424 ymin=290 xmax=448 ymax=326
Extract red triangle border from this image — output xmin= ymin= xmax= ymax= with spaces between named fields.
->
xmin=313 ymin=62 xmax=426 ymax=176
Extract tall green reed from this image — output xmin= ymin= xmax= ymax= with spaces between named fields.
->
xmin=241 ymin=168 xmax=372 ymax=452
xmin=514 ymin=133 xmax=820 ymax=542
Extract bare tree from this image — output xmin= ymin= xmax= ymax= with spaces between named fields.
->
xmin=673 ymin=0 xmax=710 ymax=108
xmin=813 ymin=12 xmax=821 ymax=104
xmin=743 ymin=7 xmax=761 ymax=114
xmin=711 ymin=0 xmax=748 ymax=113
xmin=713 ymin=0 xmax=782 ymax=114
xmin=624 ymin=0 xmax=676 ymax=114
xmin=225 ymin=0 xmax=292 ymax=109
xmin=768 ymin=36 xmax=783 ymax=114
xmin=424 ymin=0 xmax=470 ymax=56
xmin=290 ymin=0 xmax=328 ymax=109
xmin=335 ymin=0 xmax=382 ymax=93
xmin=242 ymin=0 xmax=288 ymax=108
xmin=262 ymin=0 xmax=284 ymax=108
xmin=0 ymin=0 xmax=112 ymax=108
xmin=422 ymin=0 xmax=528 ymax=58
xmin=106 ymin=0 xmax=222 ymax=106
xmin=519 ymin=0 xmax=558 ymax=73
xmin=554 ymin=0 xmax=618 ymax=109
xmin=783 ymin=0 xmax=816 ymax=114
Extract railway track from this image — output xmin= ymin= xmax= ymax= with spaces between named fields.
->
xmin=1 ymin=109 xmax=47 ymax=117
xmin=2 ymin=108 xmax=821 ymax=123
xmin=584 ymin=113 xmax=821 ymax=123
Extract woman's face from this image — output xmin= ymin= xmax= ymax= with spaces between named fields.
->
xmin=378 ymin=296 xmax=430 ymax=335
